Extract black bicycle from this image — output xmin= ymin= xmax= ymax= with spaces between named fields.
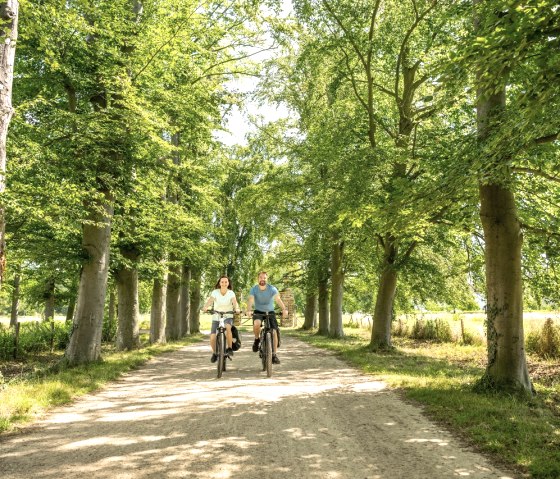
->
xmin=253 ymin=310 xmax=280 ymax=378
xmin=208 ymin=309 xmax=234 ymax=378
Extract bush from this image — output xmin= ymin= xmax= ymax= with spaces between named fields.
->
xmin=458 ymin=316 xmax=485 ymax=346
xmin=392 ymin=318 xmax=410 ymax=337
xmin=459 ymin=328 xmax=484 ymax=346
xmin=0 ymin=321 xmax=72 ymax=360
xmin=411 ymin=318 xmax=453 ymax=342
xmin=526 ymin=318 xmax=560 ymax=359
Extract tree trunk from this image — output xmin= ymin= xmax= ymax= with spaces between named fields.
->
xmin=179 ymin=264 xmax=191 ymax=337
xmin=318 ymin=272 xmax=329 ymax=336
xmin=108 ymin=284 xmax=116 ymax=336
xmin=65 ymin=295 xmax=76 ymax=323
xmin=9 ymin=269 xmax=19 ymax=327
xmin=189 ymin=269 xmax=201 ymax=334
xmin=64 ymin=194 xmax=113 ymax=364
xmin=474 ymin=3 xmax=532 ymax=393
xmin=302 ymin=291 xmax=317 ymax=330
xmin=43 ymin=277 xmax=55 ymax=321
xmin=479 ymin=184 xmax=532 ymax=393
xmin=115 ymin=249 xmax=140 ymax=351
xmin=165 ymin=259 xmax=181 ymax=340
xmin=150 ymin=274 xmax=166 ymax=344
xmin=329 ymin=240 xmax=344 ymax=338
xmin=370 ymin=239 xmax=398 ymax=350
xmin=0 ymin=0 xmax=18 ymax=288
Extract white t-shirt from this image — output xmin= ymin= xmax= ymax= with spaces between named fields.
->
xmin=210 ymin=289 xmax=236 ymax=316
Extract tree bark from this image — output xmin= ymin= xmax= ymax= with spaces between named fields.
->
xmin=179 ymin=264 xmax=191 ymax=337
xmin=43 ymin=277 xmax=55 ymax=321
xmin=65 ymin=295 xmax=76 ymax=323
xmin=370 ymin=238 xmax=398 ymax=350
xmin=150 ymin=274 xmax=166 ymax=344
xmin=165 ymin=259 xmax=181 ymax=340
xmin=108 ymin=284 xmax=116 ymax=336
xmin=189 ymin=269 xmax=201 ymax=334
xmin=318 ymin=271 xmax=329 ymax=336
xmin=0 ymin=0 xmax=18 ymax=288
xmin=64 ymin=194 xmax=113 ymax=364
xmin=115 ymin=248 xmax=140 ymax=351
xmin=329 ymin=239 xmax=344 ymax=338
xmin=9 ymin=269 xmax=19 ymax=326
xmin=302 ymin=291 xmax=317 ymax=330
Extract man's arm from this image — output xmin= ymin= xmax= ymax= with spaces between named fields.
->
xmin=246 ymin=295 xmax=254 ymax=317
xmin=274 ymin=294 xmax=288 ymax=317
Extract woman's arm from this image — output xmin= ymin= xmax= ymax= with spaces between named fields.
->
xmin=202 ymin=293 xmax=214 ymax=311
xmin=232 ymin=293 xmax=240 ymax=312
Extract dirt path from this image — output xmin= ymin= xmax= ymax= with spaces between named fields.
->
xmin=0 ymin=333 xmax=517 ymax=479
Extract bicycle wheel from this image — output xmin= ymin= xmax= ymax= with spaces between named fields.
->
xmin=260 ymin=332 xmax=266 ymax=371
xmin=265 ymin=331 xmax=272 ymax=377
xmin=217 ymin=332 xmax=225 ymax=378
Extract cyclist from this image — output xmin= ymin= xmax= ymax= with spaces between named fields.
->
xmin=202 ymin=276 xmax=240 ymax=363
xmin=245 ymin=271 xmax=288 ymax=364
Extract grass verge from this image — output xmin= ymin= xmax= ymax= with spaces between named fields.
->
xmin=0 ymin=334 xmax=205 ymax=435
xmin=284 ymin=328 xmax=560 ymax=479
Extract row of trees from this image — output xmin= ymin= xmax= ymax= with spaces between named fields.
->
xmin=3 ymin=0 xmax=276 ymax=363
xmin=237 ymin=0 xmax=560 ymax=396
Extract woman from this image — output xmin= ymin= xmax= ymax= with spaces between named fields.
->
xmin=202 ymin=276 xmax=240 ymax=363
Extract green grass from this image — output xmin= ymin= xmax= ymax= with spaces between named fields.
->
xmin=284 ymin=327 xmax=560 ymax=479
xmin=0 ymin=334 xmax=205 ymax=434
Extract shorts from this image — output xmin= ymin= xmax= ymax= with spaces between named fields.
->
xmin=211 ymin=318 xmax=233 ymax=334
xmin=252 ymin=310 xmax=279 ymax=330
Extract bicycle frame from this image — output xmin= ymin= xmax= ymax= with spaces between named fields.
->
xmin=253 ymin=310 xmax=278 ymax=378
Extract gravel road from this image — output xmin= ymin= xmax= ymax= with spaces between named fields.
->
xmin=0 ymin=332 xmax=518 ymax=478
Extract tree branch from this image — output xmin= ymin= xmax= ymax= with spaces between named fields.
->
xmin=513 ymin=166 xmax=560 ymax=184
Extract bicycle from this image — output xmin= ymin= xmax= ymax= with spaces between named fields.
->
xmin=208 ymin=309 xmax=235 ymax=378
xmin=253 ymin=310 xmax=281 ymax=378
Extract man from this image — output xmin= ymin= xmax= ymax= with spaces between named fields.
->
xmin=246 ymin=271 xmax=288 ymax=364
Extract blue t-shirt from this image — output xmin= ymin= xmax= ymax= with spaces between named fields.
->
xmin=249 ymin=284 xmax=278 ymax=311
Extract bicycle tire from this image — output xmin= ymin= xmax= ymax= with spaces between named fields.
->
xmin=260 ymin=331 xmax=266 ymax=371
xmin=265 ymin=331 xmax=272 ymax=377
xmin=217 ymin=332 xmax=225 ymax=378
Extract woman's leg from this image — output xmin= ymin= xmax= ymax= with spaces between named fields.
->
xmin=210 ymin=333 xmax=216 ymax=353
xmin=225 ymin=324 xmax=233 ymax=348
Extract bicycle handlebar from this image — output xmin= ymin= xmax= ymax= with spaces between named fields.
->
xmin=206 ymin=310 xmax=236 ymax=316
xmin=251 ymin=309 xmax=283 ymax=316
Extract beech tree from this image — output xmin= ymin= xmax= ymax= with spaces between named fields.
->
xmin=463 ymin=0 xmax=560 ymax=394
xmin=0 ymin=0 xmax=18 ymax=288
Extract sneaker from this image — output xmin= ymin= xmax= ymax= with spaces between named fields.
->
xmin=272 ymin=355 xmax=280 ymax=364
xmin=226 ymin=348 xmax=233 ymax=357
xmin=252 ymin=338 xmax=260 ymax=352
xmin=210 ymin=353 xmax=218 ymax=363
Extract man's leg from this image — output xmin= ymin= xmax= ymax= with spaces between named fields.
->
xmin=271 ymin=315 xmax=280 ymax=364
